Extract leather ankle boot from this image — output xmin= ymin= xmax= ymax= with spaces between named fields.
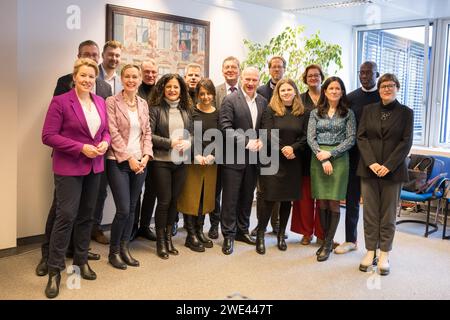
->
xmin=120 ymin=241 xmax=139 ymax=267
xmin=36 ymin=258 xmax=48 ymax=277
xmin=156 ymin=227 xmax=169 ymax=259
xmin=256 ymin=230 xmax=266 ymax=255
xmin=165 ymin=225 xmax=179 ymax=255
xmin=195 ymin=215 xmax=213 ymax=248
xmin=277 ymin=229 xmax=287 ymax=251
xmin=108 ymin=247 xmax=127 ymax=270
xmin=45 ymin=268 xmax=61 ymax=299
xmin=184 ymin=216 xmax=205 ymax=252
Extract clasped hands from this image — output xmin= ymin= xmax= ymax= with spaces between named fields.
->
xmin=81 ymin=141 xmax=108 ymax=159
xmin=171 ymin=137 xmax=191 ymax=154
xmin=369 ymin=163 xmax=390 ymax=177
xmin=128 ymin=155 xmax=149 ymax=175
xmin=281 ymin=146 xmax=295 ymax=159
xmin=195 ymin=154 xmax=215 ymax=165
xmin=317 ymin=150 xmax=333 ymax=175
xmin=246 ymin=139 xmax=263 ymax=152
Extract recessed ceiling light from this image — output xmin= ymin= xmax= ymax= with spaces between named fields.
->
xmin=288 ymin=0 xmax=374 ymax=13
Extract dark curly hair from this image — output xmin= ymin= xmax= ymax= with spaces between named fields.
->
xmin=148 ymin=73 xmax=192 ymax=111
xmin=317 ymin=76 xmax=349 ymax=118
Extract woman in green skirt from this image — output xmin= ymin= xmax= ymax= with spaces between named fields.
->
xmin=307 ymin=76 xmax=356 ymax=262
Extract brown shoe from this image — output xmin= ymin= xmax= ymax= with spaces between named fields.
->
xmin=300 ymin=235 xmax=313 ymax=245
xmin=92 ymin=229 xmax=109 ymax=244
xmin=333 ymin=241 xmax=340 ymax=250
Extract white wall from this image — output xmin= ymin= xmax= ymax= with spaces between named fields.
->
xmin=15 ymin=0 xmax=352 ymax=238
xmin=0 ymin=0 xmax=18 ymax=250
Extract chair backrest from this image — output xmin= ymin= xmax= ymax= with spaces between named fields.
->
xmin=433 ymin=155 xmax=450 ymax=177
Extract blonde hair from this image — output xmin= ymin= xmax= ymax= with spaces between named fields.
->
xmin=73 ymin=58 xmax=99 ymax=77
xmin=269 ymin=78 xmax=304 ymax=117
xmin=120 ymin=64 xmax=141 ymax=77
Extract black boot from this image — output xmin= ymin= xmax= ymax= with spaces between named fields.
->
xmin=45 ymin=267 xmax=61 ymax=299
xmin=120 ymin=241 xmax=140 ymax=267
xmin=277 ymin=230 xmax=287 ymax=251
xmin=156 ymin=227 xmax=169 ymax=259
xmin=165 ymin=225 xmax=179 ymax=255
xmin=256 ymin=230 xmax=266 ymax=255
xmin=196 ymin=215 xmax=213 ymax=248
xmin=316 ymin=209 xmax=329 ymax=256
xmin=108 ymin=246 xmax=127 ymax=270
xmin=36 ymin=258 xmax=48 ymax=277
xmin=184 ymin=215 xmax=205 ymax=252
xmin=317 ymin=211 xmax=340 ymax=262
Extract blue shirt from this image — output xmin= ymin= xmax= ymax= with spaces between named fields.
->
xmin=307 ymin=108 xmax=356 ymax=159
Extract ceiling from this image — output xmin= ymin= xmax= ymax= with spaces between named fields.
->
xmin=237 ymin=0 xmax=450 ymax=25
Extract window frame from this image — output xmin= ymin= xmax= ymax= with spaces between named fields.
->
xmin=353 ymin=19 xmax=434 ymax=147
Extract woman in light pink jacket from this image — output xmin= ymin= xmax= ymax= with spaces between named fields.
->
xmin=106 ymin=64 xmax=153 ymax=270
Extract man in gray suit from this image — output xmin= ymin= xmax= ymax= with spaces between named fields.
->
xmin=208 ymin=56 xmax=241 ymax=240
xmin=219 ymin=66 xmax=268 ymax=255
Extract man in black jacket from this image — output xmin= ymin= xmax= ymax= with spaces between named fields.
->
xmin=36 ymin=40 xmax=112 ymax=277
xmin=219 ymin=66 xmax=268 ymax=255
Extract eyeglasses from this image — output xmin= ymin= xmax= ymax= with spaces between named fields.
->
xmin=307 ymin=74 xmax=321 ymax=79
xmin=380 ymin=84 xmax=397 ymax=90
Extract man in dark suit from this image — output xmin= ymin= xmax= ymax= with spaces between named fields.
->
xmin=36 ymin=40 xmax=112 ymax=277
xmin=208 ymin=56 xmax=241 ymax=240
xmin=252 ymin=56 xmax=286 ymax=237
xmin=219 ymin=66 xmax=268 ymax=255
xmin=132 ymin=59 xmax=159 ymax=241
xmin=335 ymin=61 xmax=381 ymax=255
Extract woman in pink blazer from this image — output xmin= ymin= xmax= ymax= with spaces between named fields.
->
xmin=41 ymin=58 xmax=110 ymax=299
xmin=105 ymin=64 xmax=153 ymax=270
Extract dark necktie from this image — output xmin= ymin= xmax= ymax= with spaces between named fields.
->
xmin=229 ymin=86 xmax=237 ymax=93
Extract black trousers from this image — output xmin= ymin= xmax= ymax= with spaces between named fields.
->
xmin=47 ymin=172 xmax=101 ymax=271
xmin=257 ymin=200 xmax=291 ymax=233
xmin=134 ymin=161 xmax=156 ymax=230
xmin=345 ymin=168 xmax=361 ymax=243
xmin=152 ymin=161 xmax=187 ymax=230
xmin=209 ymin=165 xmax=222 ymax=227
xmin=41 ymin=160 xmax=107 ymax=259
xmin=220 ymin=165 xmax=257 ymax=239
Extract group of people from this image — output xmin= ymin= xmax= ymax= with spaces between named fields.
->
xmin=37 ymin=39 xmax=413 ymax=299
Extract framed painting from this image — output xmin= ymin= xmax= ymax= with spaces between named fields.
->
xmin=106 ymin=4 xmax=210 ymax=77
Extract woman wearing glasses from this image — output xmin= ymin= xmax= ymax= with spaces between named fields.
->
xmin=291 ymin=65 xmax=325 ymax=246
xmin=357 ymin=73 xmax=413 ymax=275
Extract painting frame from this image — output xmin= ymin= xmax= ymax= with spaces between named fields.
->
xmin=106 ymin=4 xmax=210 ymax=77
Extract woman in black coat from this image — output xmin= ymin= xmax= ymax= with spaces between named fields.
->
xmin=357 ymin=73 xmax=413 ymax=275
xmin=256 ymin=78 xmax=308 ymax=254
xmin=148 ymin=74 xmax=193 ymax=259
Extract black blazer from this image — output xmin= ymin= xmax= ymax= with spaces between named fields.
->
xmin=256 ymin=81 xmax=274 ymax=102
xmin=53 ymin=73 xmax=113 ymax=99
xmin=149 ymin=102 xmax=193 ymax=160
xmin=356 ymin=100 xmax=413 ymax=182
xmin=219 ymin=88 xmax=268 ymax=168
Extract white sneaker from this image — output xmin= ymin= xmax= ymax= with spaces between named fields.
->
xmin=359 ymin=250 xmax=376 ymax=272
xmin=378 ymin=251 xmax=390 ymax=276
xmin=334 ymin=242 xmax=357 ymax=254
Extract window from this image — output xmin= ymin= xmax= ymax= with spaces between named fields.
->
xmin=357 ymin=24 xmax=432 ymax=145
xmin=114 ymin=14 xmax=124 ymax=44
xmin=158 ymin=21 xmax=171 ymax=49
xmin=437 ymin=22 xmax=450 ymax=146
xmin=136 ymin=18 xmax=149 ymax=44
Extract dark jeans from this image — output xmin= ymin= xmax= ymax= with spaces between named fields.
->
xmin=47 ymin=172 xmax=101 ymax=271
xmin=345 ymin=169 xmax=361 ymax=243
xmin=152 ymin=161 xmax=187 ymax=230
xmin=134 ymin=161 xmax=157 ymax=230
xmin=220 ymin=165 xmax=257 ymax=239
xmin=107 ymin=160 xmax=147 ymax=249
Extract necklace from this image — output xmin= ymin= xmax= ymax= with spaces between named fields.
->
xmin=123 ymin=92 xmax=137 ymax=109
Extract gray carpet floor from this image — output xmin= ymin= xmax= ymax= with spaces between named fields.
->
xmin=1 ymin=206 xmax=449 ymax=300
